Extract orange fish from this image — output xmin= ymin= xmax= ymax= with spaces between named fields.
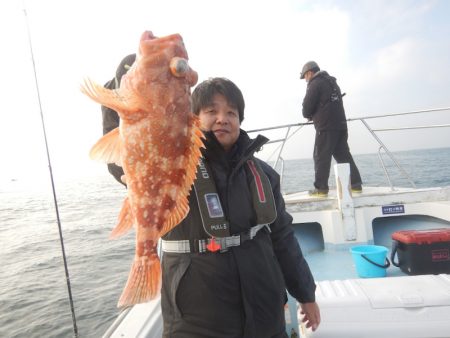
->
xmin=81 ymin=31 xmax=204 ymax=307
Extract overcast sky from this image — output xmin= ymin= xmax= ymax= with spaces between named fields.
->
xmin=1 ymin=0 xmax=449 ymax=182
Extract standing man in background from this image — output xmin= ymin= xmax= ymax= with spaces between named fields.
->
xmin=300 ymin=61 xmax=362 ymax=197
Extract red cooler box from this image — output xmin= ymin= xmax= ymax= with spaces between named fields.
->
xmin=391 ymin=228 xmax=450 ymax=275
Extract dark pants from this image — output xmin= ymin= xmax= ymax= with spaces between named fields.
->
xmin=313 ymin=129 xmax=362 ymax=191
xmin=161 ymin=250 xmax=288 ymax=338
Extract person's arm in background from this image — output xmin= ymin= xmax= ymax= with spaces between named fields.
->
xmin=101 ymin=54 xmax=136 ymax=186
xmin=302 ymin=79 xmax=320 ymax=121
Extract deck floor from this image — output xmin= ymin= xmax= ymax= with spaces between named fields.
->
xmin=294 ymin=215 xmax=450 ymax=281
xmin=303 ymin=247 xmax=406 ymax=281
xmin=287 ymin=186 xmax=450 ymax=280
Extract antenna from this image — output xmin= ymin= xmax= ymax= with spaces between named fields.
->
xmin=22 ymin=3 xmax=79 ymax=337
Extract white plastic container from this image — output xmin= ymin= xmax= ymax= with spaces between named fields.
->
xmin=301 ymin=274 xmax=450 ymax=338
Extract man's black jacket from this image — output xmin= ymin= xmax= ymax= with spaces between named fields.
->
xmin=160 ymin=131 xmax=316 ymax=338
xmin=302 ymin=70 xmax=347 ymax=131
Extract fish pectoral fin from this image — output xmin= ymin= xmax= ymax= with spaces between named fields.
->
xmin=117 ymin=256 xmax=161 ymax=308
xmin=81 ymin=78 xmax=132 ymax=113
xmin=90 ymin=127 xmax=122 ymax=164
xmin=110 ymin=197 xmax=133 ymax=239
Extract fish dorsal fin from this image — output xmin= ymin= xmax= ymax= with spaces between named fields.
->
xmin=89 ymin=127 xmax=121 ymax=165
xmin=110 ymin=197 xmax=133 ymax=239
xmin=160 ymin=198 xmax=190 ymax=237
xmin=159 ymin=115 xmax=204 ymax=236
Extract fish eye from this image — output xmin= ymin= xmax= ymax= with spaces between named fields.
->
xmin=170 ymin=57 xmax=189 ymax=77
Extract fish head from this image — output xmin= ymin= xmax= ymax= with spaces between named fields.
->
xmin=81 ymin=31 xmax=198 ymax=123
xmin=113 ymin=31 xmax=198 ymax=120
xmin=133 ymin=31 xmax=198 ymax=87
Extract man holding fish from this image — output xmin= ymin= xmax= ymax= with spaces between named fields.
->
xmin=87 ymin=32 xmax=320 ymax=338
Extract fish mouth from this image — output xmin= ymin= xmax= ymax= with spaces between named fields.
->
xmin=141 ymin=31 xmax=156 ymax=41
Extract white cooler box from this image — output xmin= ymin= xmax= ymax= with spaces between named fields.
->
xmin=301 ymin=274 xmax=450 ymax=338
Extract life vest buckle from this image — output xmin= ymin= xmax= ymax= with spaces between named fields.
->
xmin=206 ymin=237 xmax=222 ymax=252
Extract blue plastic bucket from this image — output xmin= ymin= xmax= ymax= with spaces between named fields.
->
xmin=350 ymin=245 xmax=390 ymax=278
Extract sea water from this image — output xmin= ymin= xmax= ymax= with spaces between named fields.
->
xmin=1 ymin=147 xmax=450 ymax=338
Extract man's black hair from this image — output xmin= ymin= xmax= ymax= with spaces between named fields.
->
xmin=191 ymin=77 xmax=245 ymax=123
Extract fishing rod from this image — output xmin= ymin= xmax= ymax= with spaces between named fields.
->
xmin=22 ymin=4 xmax=79 ymax=337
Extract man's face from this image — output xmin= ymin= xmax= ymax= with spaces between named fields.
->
xmin=198 ymin=93 xmax=241 ymax=152
xmin=304 ymin=71 xmax=313 ymax=83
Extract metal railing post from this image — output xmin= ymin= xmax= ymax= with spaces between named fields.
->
xmin=360 ymin=119 xmax=416 ymax=188
xmin=274 ymin=127 xmax=291 ymax=171
xmin=377 ymin=146 xmax=394 ymax=191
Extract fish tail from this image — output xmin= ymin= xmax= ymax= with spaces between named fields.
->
xmin=117 ymin=256 xmax=161 ymax=308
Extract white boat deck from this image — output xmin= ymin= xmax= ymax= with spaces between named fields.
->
xmin=281 ymin=176 xmax=450 ymax=248
xmin=103 ymin=180 xmax=450 ymax=338
xmin=281 ymin=182 xmax=450 ymax=337
xmin=284 ymin=186 xmax=450 ymax=212
xmin=103 ymin=184 xmax=450 ymax=338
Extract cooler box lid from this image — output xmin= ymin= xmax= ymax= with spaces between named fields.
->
xmin=304 ymin=275 xmax=450 ymax=337
xmin=356 ymin=274 xmax=450 ymax=308
xmin=391 ymin=228 xmax=450 ymax=244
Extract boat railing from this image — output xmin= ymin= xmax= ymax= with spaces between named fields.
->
xmin=247 ymin=107 xmax=450 ymax=190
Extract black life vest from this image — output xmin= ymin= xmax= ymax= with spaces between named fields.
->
xmin=193 ymin=157 xmax=277 ymax=238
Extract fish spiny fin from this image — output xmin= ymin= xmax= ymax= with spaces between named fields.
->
xmin=159 ymin=115 xmax=204 ymax=236
xmin=183 ymin=115 xmax=205 ymax=192
xmin=159 ymin=198 xmax=190 ymax=236
xmin=117 ymin=257 xmax=161 ymax=308
xmin=89 ymin=128 xmax=122 ymax=165
xmin=110 ymin=197 xmax=133 ymax=239
xmin=81 ymin=78 xmax=139 ymax=113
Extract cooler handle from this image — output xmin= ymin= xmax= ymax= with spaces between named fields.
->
xmin=361 ymin=254 xmax=391 ymax=269
xmin=390 ymin=240 xmax=400 ymax=267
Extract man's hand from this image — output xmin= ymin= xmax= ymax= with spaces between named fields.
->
xmin=299 ymin=302 xmax=320 ymax=332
